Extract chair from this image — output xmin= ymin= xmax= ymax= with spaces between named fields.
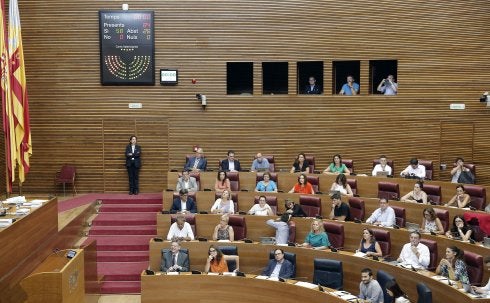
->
xmin=54 ymin=165 xmax=77 ymax=196
xmin=305 ymin=155 xmax=315 ymax=173
xmin=347 ymin=178 xmax=357 ymax=195
xmin=323 ymin=221 xmax=344 ymax=249
xmin=418 ymin=160 xmax=433 ymax=180
xmin=227 ymin=171 xmax=240 ymax=191
xmin=464 ymin=251 xmax=483 ymax=286
xmin=228 ymin=215 xmax=247 ymax=240
xmin=373 ymin=159 xmax=395 ymax=176
xmin=313 ymin=258 xmax=343 ymax=290
xmin=376 ymin=269 xmax=395 ymax=303
xmin=391 ymin=205 xmax=406 ymax=228
xmin=170 ymin=214 xmax=197 ymax=235
xmin=253 ymin=195 xmax=278 ymax=215
xmin=262 ymin=155 xmax=275 ymax=172
xmin=306 ymin=175 xmax=320 ymax=193
xmin=288 ymin=220 xmax=296 ymax=243
xmin=255 ymin=172 xmax=278 ymax=183
xmin=341 ymin=159 xmax=354 ymax=174
xmin=299 ymin=195 xmax=322 ymax=217
xmin=464 ymin=185 xmax=487 ymax=210
xmin=416 ymin=282 xmax=432 ymax=303
xmin=434 ymin=208 xmax=449 ymax=232
xmin=377 ymin=181 xmax=400 ymax=201
xmin=214 ymin=192 xmax=238 ymax=212
xmin=218 ymin=245 xmax=238 ymax=272
xmin=423 ymin=184 xmax=441 ymax=205
xmin=419 ymin=238 xmax=437 ymax=271
xmin=372 ymin=229 xmax=391 ymax=256
xmin=348 ymin=197 xmax=365 ymax=221
xmin=269 ymin=250 xmax=296 ymax=277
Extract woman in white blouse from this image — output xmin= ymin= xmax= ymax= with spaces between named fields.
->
xmin=211 ymin=190 xmax=235 ymax=214
xmin=247 ymin=195 xmax=274 ymax=216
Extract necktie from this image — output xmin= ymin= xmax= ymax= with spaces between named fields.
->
xmin=193 ymin=158 xmax=199 ymax=169
xmin=172 ymin=254 xmax=177 ymax=266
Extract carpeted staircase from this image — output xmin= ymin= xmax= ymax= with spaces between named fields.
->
xmin=83 ymin=194 xmax=161 ymax=294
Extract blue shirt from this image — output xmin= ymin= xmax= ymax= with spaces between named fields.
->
xmin=255 ymin=180 xmax=277 ymax=192
xmin=305 ymin=232 xmax=330 ymax=248
xmin=341 ymin=83 xmax=360 ymax=95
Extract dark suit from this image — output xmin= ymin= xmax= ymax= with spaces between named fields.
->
xmin=161 ymin=250 xmax=190 ymax=272
xmin=184 ymin=156 xmax=207 ymax=171
xmin=261 ymin=259 xmax=294 ymax=279
xmin=304 ymin=84 xmax=321 ymax=94
xmin=125 ymin=144 xmax=141 ymax=193
xmin=220 ymin=159 xmax=241 ymax=172
xmin=170 ymin=197 xmax=197 ymax=213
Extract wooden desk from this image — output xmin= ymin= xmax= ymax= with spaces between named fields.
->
xmin=148 ymin=241 xmax=481 ymax=303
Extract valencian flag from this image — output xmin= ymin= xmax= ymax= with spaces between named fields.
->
xmin=1 ymin=0 xmax=16 ymax=192
xmin=9 ymin=0 xmax=31 ymax=184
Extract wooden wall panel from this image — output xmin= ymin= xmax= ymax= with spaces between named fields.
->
xmin=0 ymin=0 xmax=489 ymax=194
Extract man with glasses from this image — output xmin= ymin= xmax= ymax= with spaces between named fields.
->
xmin=170 ymin=189 xmax=197 ymax=214
xmin=184 ymin=148 xmax=207 ymax=172
xmin=176 ymin=170 xmax=198 ymax=192
xmin=220 ymin=150 xmax=241 ymax=172
xmin=161 ymin=241 xmax=190 ymax=273
xmin=397 ymin=231 xmax=430 ymax=269
xmin=261 ymin=248 xmax=294 ymax=279
xmin=365 ymin=198 xmax=396 ymax=227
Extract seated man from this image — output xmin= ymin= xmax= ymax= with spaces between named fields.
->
xmin=397 ymin=231 xmax=430 ymax=269
xmin=220 ymin=150 xmax=241 ymax=172
xmin=175 ymin=170 xmax=198 ymax=192
xmin=372 ymin=155 xmax=393 ymax=176
xmin=400 ymin=158 xmax=426 ymax=179
xmin=359 ymin=268 xmax=384 ymax=303
xmin=167 ymin=214 xmax=195 ymax=241
xmin=160 ymin=241 xmax=190 ymax=273
xmin=329 ymin=192 xmax=351 ymax=221
xmin=365 ymin=198 xmax=396 ymax=227
xmin=184 ymin=148 xmax=207 ymax=172
xmin=250 ymin=152 xmax=270 ymax=172
xmin=266 ymin=213 xmax=291 ymax=245
xmin=170 ymin=189 xmax=197 ymax=214
xmin=261 ymin=248 xmax=294 ymax=279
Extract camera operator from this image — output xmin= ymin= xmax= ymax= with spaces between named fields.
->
xmin=377 ymin=74 xmax=398 ymax=95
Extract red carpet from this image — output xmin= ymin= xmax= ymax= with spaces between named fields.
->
xmin=80 ymin=194 xmax=161 ymax=294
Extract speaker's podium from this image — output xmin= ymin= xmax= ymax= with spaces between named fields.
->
xmin=20 ymin=249 xmax=85 ymax=303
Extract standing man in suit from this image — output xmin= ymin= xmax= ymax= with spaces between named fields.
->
xmin=161 ymin=241 xmax=190 ymax=273
xmin=304 ymin=76 xmax=321 ymax=94
xmin=220 ymin=150 xmax=241 ymax=172
xmin=170 ymin=189 xmax=197 ymax=213
xmin=176 ymin=170 xmax=198 ymax=192
xmin=261 ymin=248 xmax=294 ymax=279
xmin=184 ymin=148 xmax=207 ymax=172
xmin=125 ymin=135 xmax=141 ymax=195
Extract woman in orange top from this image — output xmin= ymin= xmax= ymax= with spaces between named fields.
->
xmin=214 ymin=171 xmax=231 ymax=194
xmin=288 ymin=174 xmax=315 ymax=194
xmin=204 ymin=245 xmax=239 ymax=273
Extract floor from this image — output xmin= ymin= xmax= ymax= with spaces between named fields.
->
xmin=98 ymin=295 xmax=141 ymax=303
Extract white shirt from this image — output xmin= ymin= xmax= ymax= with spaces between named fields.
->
xmin=166 ymin=222 xmax=195 ymax=240
xmin=270 ymin=262 xmax=283 ymax=278
xmin=372 ymin=164 xmax=392 ymax=176
xmin=398 ymin=242 xmax=430 ymax=269
xmin=210 ymin=199 xmax=235 ymax=214
xmin=400 ymin=164 xmax=426 ymax=179
xmin=366 ymin=207 xmax=396 ymax=227
xmin=248 ymin=203 xmax=272 ymax=216
xmin=228 ymin=161 xmax=236 ymax=171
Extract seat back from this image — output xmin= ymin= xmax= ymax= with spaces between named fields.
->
xmin=348 ymin=197 xmax=365 ymax=221
xmin=464 ymin=185 xmax=487 ymax=210
xmin=347 ymin=178 xmax=357 ymax=195
xmin=391 ymin=205 xmax=406 ymax=228
xmin=288 ymin=220 xmax=296 ymax=243
xmin=218 ymin=245 xmax=238 ymax=272
xmin=269 ymin=250 xmax=296 ymax=277
xmin=376 ymin=269 xmax=395 ymax=303
xmin=464 ymin=251 xmax=483 ymax=285
xmin=377 ymin=182 xmax=400 ymax=201
xmin=341 ymin=159 xmax=354 ymax=174
xmin=227 ymin=172 xmax=240 ymax=191
xmin=57 ymin=165 xmax=76 ymax=182
xmin=170 ymin=214 xmax=197 ymax=235
xmin=418 ymin=160 xmax=433 ymax=180
xmin=305 ymin=155 xmax=315 ymax=172
xmin=313 ymin=258 xmax=343 ymax=290
xmin=419 ymin=238 xmax=437 ymax=271
xmin=323 ymin=221 xmax=344 ymax=249
xmin=372 ymin=229 xmax=391 ymax=256
xmin=423 ymin=184 xmax=441 ymax=205
xmin=264 ymin=155 xmax=275 ymax=172
xmin=434 ymin=208 xmax=449 ymax=232
xmin=306 ymin=175 xmax=320 ymax=193
xmin=299 ymin=195 xmax=322 ymax=217
xmin=416 ymin=282 xmax=432 ymax=303
xmin=228 ymin=216 xmax=247 ymax=240
xmin=253 ymin=195 xmax=278 ymax=215
xmin=255 ymin=172 xmax=278 ymax=183
xmin=373 ymin=159 xmax=395 ymax=176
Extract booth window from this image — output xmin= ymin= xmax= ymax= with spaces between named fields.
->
xmin=262 ymin=62 xmax=288 ymax=95
xmin=332 ymin=61 xmax=360 ymax=95
xmin=227 ymin=62 xmax=253 ymax=95
xmin=369 ymin=60 xmax=398 ymax=94
xmin=297 ymin=61 xmax=323 ymax=94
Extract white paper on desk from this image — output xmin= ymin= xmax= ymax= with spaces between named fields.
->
xmin=16 ymin=208 xmax=30 ymax=215
xmin=340 ymin=294 xmax=359 ymax=300
xmin=276 ymin=243 xmax=288 ymax=246
xmin=217 ymin=239 xmax=231 ymax=242
xmin=30 ymin=199 xmax=47 ymax=203
xmin=332 ymin=291 xmax=351 ymax=296
xmin=268 ymin=277 xmax=279 ymax=281
xmin=166 ymin=271 xmax=179 ymax=275
xmin=353 ymin=251 xmax=366 ymax=257
xmin=255 ymin=275 xmax=268 ymax=280
xmin=295 ymin=281 xmax=317 ymax=289
xmin=222 ymin=272 xmax=236 ymax=276
xmin=207 ymin=272 xmax=219 ymax=276
xmin=431 ymin=275 xmax=454 ymax=285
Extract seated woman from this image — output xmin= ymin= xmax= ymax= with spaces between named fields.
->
xmin=323 ymin=154 xmax=350 ymax=175
xmin=288 ymin=174 xmax=315 ymax=194
xmin=247 ymin=195 xmax=274 ymax=216
xmin=421 ymin=207 xmax=444 ymax=235
xmin=435 ymin=246 xmax=470 ymax=285
xmin=444 ymin=184 xmax=471 ymax=208
xmin=330 ymin=173 xmax=354 ymax=196
xmin=212 ymin=214 xmax=234 ymax=241
xmin=358 ymin=228 xmax=382 ymax=257
xmin=385 ymin=280 xmax=411 ymax=303
xmin=284 ymin=199 xmax=308 ymax=217
xmin=214 ymin=171 xmax=231 ymax=194
xmin=299 ymin=219 xmax=330 ymax=250
xmin=289 ymin=153 xmax=310 ymax=174
xmin=400 ymin=181 xmax=428 ymax=204
xmin=254 ymin=172 xmax=278 ymax=192
xmin=450 ymin=157 xmax=472 ymax=183
xmin=445 ymin=215 xmax=473 ymax=241
xmin=210 ymin=190 xmax=235 ymax=214
xmin=204 ymin=245 xmax=239 ymax=273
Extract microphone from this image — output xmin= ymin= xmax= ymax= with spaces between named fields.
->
xmin=410 ymin=265 xmax=417 ymax=272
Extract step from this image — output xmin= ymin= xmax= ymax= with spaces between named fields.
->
xmin=91 ymin=213 xmax=156 ymax=226
xmin=101 ymin=198 xmax=162 ymax=205
xmin=100 ymin=281 xmax=141 ymax=294
xmin=99 ymin=261 xmax=149 ymax=277
xmin=98 ymin=251 xmax=149 ymax=262
xmin=89 ymin=225 xmax=157 ymax=236
xmin=86 ymin=235 xmax=154 ymax=251
xmin=99 ymin=204 xmax=162 ymax=213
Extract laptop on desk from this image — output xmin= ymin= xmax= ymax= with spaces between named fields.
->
xmin=260 ymin=237 xmax=275 ymax=245
xmin=376 ymin=171 xmax=389 ymax=178
xmin=405 ymin=222 xmax=420 ymax=232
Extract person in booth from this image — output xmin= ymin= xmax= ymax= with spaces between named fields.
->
xmin=365 ymin=198 xmax=396 ymax=227
xmin=358 ymin=268 xmax=384 ymax=303
xmin=400 ymin=158 xmax=426 ymax=179
xmin=204 ymin=245 xmax=239 ymax=273
xmin=372 ymin=155 xmax=393 ymax=176
xmin=435 ymin=246 xmax=470 ymax=285
xmin=444 ymin=184 xmax=471 ymax=208
xmin=220 ymin=150 xmax=241 ymax=172
xmin=261 ymin=248 xmax=294 ymax=279
xmin=290 ymin=153 xmax=310 ymax=174
xmin=472 ymin=256 xmax=490 ymax=296
xmin=330 ymin=173 xmax=354 ymax=197
xmin=255 ymin=172 xmax=278 ymax=192
xmin=397 ymin=231 xmax=430 ymax=269
xmin=284 ymin=199 xmax=308 ymax=217
xmin=288 ymin=174 xmax=315 ymax=194
xmin=212 ymin=214 xmax=235 ymax=241
xmin=125 ymin=135 xmax=141 ymax=195
xmin=170 ymin=189 xmax=197 ymax=214
xmin=266 ymin=213 xmax=291 ymax=245
xmin=329 ymin=192 xmax=351 ymax=221
xmin=184 ymin=147 xmax=207 ymax=172
xmin=323 ymin=154 xmax=350 ymax=175
xmin=248 ymin=195 xmax=274 ymax=216
xmin=377 ymin=74 xmax=398 ymax=95
xmin=214 ymin=171 xmax=231 ymax=194
xmin=299 ymin=219 xmax=330 ymax=250
xmin=250 ymin=152 xmax=270 ymax=172
xmin=339 ymin=75 xmax=359 ymax=95
xmin=161 ymin=241 xmax=189 ymax=273
xmin=450 ymin=157 xmax=472 ymax=183
xmin=445 ymin=215 xmax=473 ymax=242
xmin=175 ymin=170 xmax=198 ymax=192
xmin=304 ymin=76 xmax=321 ymax=94
xmin=400 ymin=181 xmax=428 ymax=204
xmin=166 ymin=214 xmax=194 ymax=241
